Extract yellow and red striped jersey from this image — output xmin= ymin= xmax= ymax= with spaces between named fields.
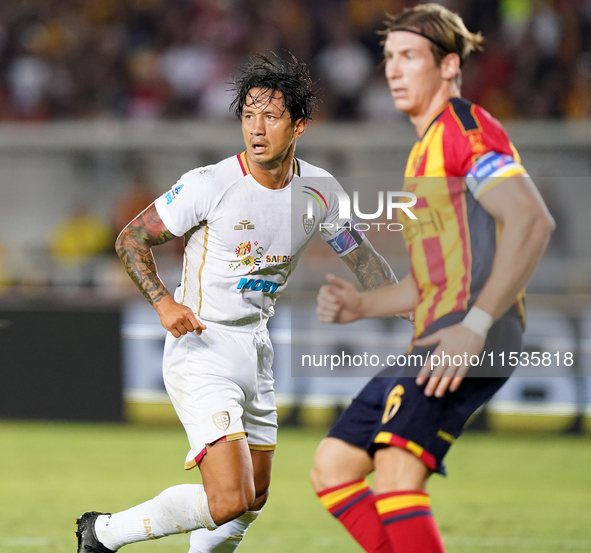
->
xmin=399 ymin=97 xmax=527 ymax=338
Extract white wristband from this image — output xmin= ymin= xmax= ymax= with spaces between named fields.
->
xmin=462 ymin=307 xmax=494 ymax=338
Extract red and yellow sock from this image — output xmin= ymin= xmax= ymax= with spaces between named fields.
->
xmin=317 ymin=479 xmax=392 ymax=553
xmin=376 ymin=490 xmax=445 ymax=553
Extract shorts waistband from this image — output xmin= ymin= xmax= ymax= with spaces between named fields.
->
xmin=200 ymin=318 xmax=268 ymax=333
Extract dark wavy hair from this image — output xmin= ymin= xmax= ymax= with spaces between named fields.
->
xmin=230 ymin=53 xmax=316 ymax=122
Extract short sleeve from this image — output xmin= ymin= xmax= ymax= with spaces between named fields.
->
xmin=465 ymin=151 xmax=528 ymax=199
xmin=154 ymin=167 xmax=216 ymax=236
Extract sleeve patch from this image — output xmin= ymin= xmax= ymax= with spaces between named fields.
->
xmin=165 ymin=183 xmax=185 ymax=205
xmin=326 ymin=221 xmax=364 ymax=257
xmin=465 ymin=152 xmax=527 ymax=198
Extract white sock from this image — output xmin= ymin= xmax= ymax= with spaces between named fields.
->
xmin=94 ymin=484 xmax=217 ymax=550
xmin=188 ymin=510 xmax=261 ymax=553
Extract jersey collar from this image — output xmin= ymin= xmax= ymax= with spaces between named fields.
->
xmin=237 ymin=151 xmax=300 ymax=177
xmin=418 ymin=99 xmax=452 ymax=140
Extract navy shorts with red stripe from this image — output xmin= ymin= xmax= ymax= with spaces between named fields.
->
xmin=327 ymin=312 xmax=522 ymax=475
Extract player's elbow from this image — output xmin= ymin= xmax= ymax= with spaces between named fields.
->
xmin=542 ymin=210 xmax=556 ymax=236
xmin=115 ymin=225 xmax=150 ymax=260
xmin=531 ymin=208 xmax=555 ymax=247
xmin=513 ymin=202 xmax=555 ymax=248
xmin=114 ymin=228 xmax=130 ymax=258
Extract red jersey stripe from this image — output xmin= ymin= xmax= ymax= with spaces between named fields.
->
xmin=422 ymin=236 xmax=447 ymax=330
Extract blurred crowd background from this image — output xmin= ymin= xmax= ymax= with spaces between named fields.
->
xmin=1 ymin=0 xmax=590 ymax=421
xmin=1 ymin=0 xmax=588 ymax=296
xmin=1 ymin=0 xmax=591 ymax=123
xmin=1 ymin=0 xmax=590 ymax=302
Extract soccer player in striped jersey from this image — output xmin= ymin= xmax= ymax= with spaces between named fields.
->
xmin=75 ymin=54 xmax=397 ymax=553
xmin=312 ymin=4 xmax=555 ymax=552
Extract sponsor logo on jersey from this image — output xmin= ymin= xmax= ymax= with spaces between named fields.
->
xmin=237 ymin=278 xmax=280 ymax=294
xmin=229 ymin=241 xmax=264 ymax=272
xmin=236 ymin=241 xmax=251 ymax=256
xmin=265 ymin=255 xmax=291 ymax=263
xmin=303 ymin=214 xmax=315 ymax=234
xmin=165 ymin=183 xmax=184 ymax=205
xmin=239 ymin=256 xmax=256 ymax=268
xmin=234 ymin=220 xmax=255 ymax=230
xmin=212 ymin=411 xmax=230 ymax=431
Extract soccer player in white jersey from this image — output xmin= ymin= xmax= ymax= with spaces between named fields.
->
xmin=75 ymin=54 xmax=397 ymax=553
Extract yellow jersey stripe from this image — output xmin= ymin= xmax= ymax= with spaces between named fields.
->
xmin=197 ymin=224 xmax=209 ymax=316
xmin=248 ymin=443 xmax=277 ymax=451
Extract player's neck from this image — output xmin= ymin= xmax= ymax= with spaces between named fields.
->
xmin=410 ymin=85 xmax=460 ymax=136
xmin=245 ymin=149 xmax=296 ymax=190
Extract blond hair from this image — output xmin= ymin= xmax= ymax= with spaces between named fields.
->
xmin=381 ymin=3 xmax=483 ymax=86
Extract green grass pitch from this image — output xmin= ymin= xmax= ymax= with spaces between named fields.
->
xmin=1 ymin=420 xmax=590 ymax=552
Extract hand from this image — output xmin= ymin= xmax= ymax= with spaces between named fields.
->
xmin=155 ymin=295 xmax=207 ymax=338
xmin=316 ymin=273 xmax=362 ymax=324
xmin=414 ymin=323 xmax=485 ymax=398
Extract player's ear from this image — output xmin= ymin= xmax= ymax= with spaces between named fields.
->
xmin=440 ymin=53 xmax=461 ymax=82
xmin=293 ymin=118 xmax=307 ymax=139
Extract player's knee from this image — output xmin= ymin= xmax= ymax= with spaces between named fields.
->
xmin=310 ymin=440 xmax=344 ymax=491
xmin=250 ymin=488 xmax=269 ymax=511
xmin=373 ymin=446 xmax=430 ymax=493
xmin=310 ymin=447 xmax=330 ymax=492
xmin=208 ymin=485 xmax=255 ymax=525
xmin=210 ymin=497 xmax=249 ymax=525
xmin=311 ymin=438 xmax=372 ymax=492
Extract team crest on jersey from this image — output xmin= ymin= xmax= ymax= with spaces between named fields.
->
xmin=212 ymin=411 xmax=230 ymax=431
xmin=468 ymin=133 xmax=487 ymax=155
xmin=302 ymin=214 xmax=315 ymax=234
xmin=234 ymin=220 xmax=255 ymax=230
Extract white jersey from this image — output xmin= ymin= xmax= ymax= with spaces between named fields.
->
xmin=155 ymin=152 xmax=362 ymax=326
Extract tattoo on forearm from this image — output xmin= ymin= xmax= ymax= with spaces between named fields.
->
xmin=115 ymin=204 xmax=176 ymax=305
xmin=342 ymin=242 xmax=397 ymax=291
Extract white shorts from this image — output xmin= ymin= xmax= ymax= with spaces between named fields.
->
xmin=162 ymin=319 xmax=277 ymax=470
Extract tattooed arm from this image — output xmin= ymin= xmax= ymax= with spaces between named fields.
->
xmin=340 ymin=240 xmax=396 ymax=291
xmin=115 ymin=203 xmax=206 ymax=337
xmin=115 ymin=203 xmax=175 ymax=305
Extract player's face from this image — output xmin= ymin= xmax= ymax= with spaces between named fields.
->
xmin=383 ymin=31 xmax=445 ymax=120
xmin=241 ymin=88 xmax=306 ymax=166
